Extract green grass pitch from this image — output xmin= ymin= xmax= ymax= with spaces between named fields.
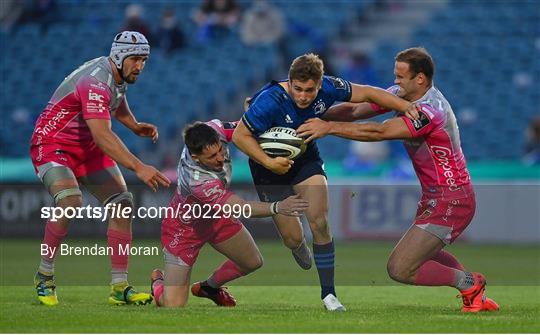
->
xmin=1 ymin=239 xmax=539 ymax=333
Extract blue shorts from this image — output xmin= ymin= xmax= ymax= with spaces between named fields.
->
xmin=249 ymin=143 xmax=326 ymax=202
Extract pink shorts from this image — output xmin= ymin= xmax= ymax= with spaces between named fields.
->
xmin=30 ymin=140 xmax=116 ymax=179
xmin=161 ymin=193 xmax=243 ymax=266
xmin=414 ymin=186 xmax=476 ymax=244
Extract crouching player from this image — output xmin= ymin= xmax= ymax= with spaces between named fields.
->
xmin=150 ymin=120 xmax=309 ymax=307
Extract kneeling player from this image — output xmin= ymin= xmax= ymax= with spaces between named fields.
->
xmin=151 ymin=120 xmax=308 ymax=307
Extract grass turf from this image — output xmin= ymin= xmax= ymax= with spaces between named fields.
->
xmin=1 ymin=239 xmax=539 ymax=333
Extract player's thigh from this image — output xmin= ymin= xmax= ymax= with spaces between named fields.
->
xmin=388 ymin=225 xmax=445 ymax=272
xmin=292 ymin=174 xmax=329 ymax=222
xmin=163 ymin=262 xmax=192 ymax=307
xmin=78 ymin=165 xmax=127 ymax=203
xmin=211 ymin=226 xmax=263 ymax=271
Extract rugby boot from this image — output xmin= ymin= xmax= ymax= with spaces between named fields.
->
xmin=34 ymin=271 xmax=58 ymax=306
xmin=191 ymin=281 xmax=236 ymax=307
xmin=109 ymin=281 xmax=153 ymax=306
xmin=322 ymin=293 xmax=346 ymax=311
xmin=292 ymin=241 xmax=312 ymax=270
xmin=458 ymin=272 xmax=499 ymax=312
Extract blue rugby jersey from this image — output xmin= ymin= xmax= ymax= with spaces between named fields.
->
xmin=242 ymin=76 xmax=352 ymax=137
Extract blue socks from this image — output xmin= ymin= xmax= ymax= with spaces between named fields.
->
xmin=313 ymin=240 xmax=336 ymax=299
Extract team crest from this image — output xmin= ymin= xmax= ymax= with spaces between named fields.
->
xmin=329 ymin=76 xmax=346 ymax=89
xmin=314 ymin=100 xmax=326 ymax=115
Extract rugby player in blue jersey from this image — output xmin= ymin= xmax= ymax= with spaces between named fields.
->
xmin=232 ymin=53 xmax=417 ymax=311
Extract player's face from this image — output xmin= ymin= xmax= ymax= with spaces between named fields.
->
xmin=122 ymin=55 xmax=148 ymax=84
xmin=393 ymin=61 xmax=419 ymax=101
xmin=194 ymin=142 xmax=225 ymax=171
xmin=289 ymin=79 xmax=321 ymax=108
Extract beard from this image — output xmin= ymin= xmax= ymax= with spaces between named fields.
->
xmin=122 ymin=69 xmax=139 ymax=84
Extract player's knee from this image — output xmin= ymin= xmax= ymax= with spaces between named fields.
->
xmin=386 ymin=260 xmax=410 ymax=283
xmin=243 ymin=253 xmax=264 ymax=273
xmin=104 ymin=191 xmax=134 ymax=209
xmin=163 ymin=294 xmax=187 ymax=308
xmin=56 ymin=194 xmax=83 ymax=209
xmin=251 ymin=253 xmax=264 ymax=271
xmin=308 ymin=216 xmax=329 ymax=237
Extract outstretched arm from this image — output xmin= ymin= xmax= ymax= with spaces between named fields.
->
xmin=225 ymin=194 xmax=309 ymax=218
xmin=322 ymin=102 xmax=381 ymax=121
xmin=297 ymin=117 xmax=413 ymax=143
xmin=349 ymin=84 xmax=419 ymax=119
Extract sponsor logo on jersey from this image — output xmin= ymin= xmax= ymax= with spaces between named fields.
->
xmin=284 ymin=114 xmax=293 ymax=124
xmin=411 ymin=111 xmax=431 ymax=131
xmin=36 ymin=109 xmax=70 ymax=136
xmin=430 ymin=145 xmax=459 ymax=191
xmin=86 ymin=101 xmax=106 ymax=113
xmin=202 ymin=184 xmax=224 ymax=199
xmin=90 ymin=83 xmax=107 ymax=91
xmin=88 ymin=90 xmax=104 ymax=103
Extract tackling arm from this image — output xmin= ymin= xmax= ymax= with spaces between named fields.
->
xmin=349 ymin=84 xmax=419 ymax=119
xmin=322 ymin=102 xmax=380 ymax=121
xmin=225 ymin=194 xmax=308 ymax=218
xmin=297 ymin=117 xmax=413 ymax=143
xmin=327 ymin=117 xmax=413 ymax=141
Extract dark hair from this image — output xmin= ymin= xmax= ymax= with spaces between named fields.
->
xmin=289 ymin=53 xmax=324 ymax=83
xmin=183 ymin=122 xmax=220 ymax=155
xmin=395 ymin=47 xmax=434 ymax=82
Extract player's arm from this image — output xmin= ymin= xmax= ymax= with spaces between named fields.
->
xmin=86 ymin=119 xmax=170 ymax=190
xmin=232 ymin=119 xmax=293 ymax=175
xmin=114 ymin=97 xmax=159 ymax=143
xmin=225 ymin=194 xmax=308 ymax=218
xmin=297 ymin=117 xmax=413 ymax=143
xmin=349 ymin=84 xmax=419 ymax=119
xmin=322 ymin=102 xmax=381 ymax=121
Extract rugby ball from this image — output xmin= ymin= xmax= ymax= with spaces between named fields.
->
xmin=258 ymin=127 xmax=306 ymax=159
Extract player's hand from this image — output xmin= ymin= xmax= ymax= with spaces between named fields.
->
xmin=297 ymin=118 xmax=332 ymax=143
xmin=404 ymin=103 xmax=420 ymax=120
xmin=264 ymin=156 xmax=293 ymax=175
xmin=135 ymin=163 xmax=171 ymax=192
xmin=276 ymin=194 xmax=309 ymax=217
xmin=133 ymin=122 xmax=159 ymax=143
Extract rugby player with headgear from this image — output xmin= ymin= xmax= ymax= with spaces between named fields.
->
xmin=232 ymin=53 xmax=417 ymax=311
xmin=150 ymin=120 xmax=309 ymax=308
xmin=30 ymin=31 xmax=170 ymax=306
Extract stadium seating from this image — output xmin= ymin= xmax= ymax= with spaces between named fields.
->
xmin=1 ymin=0 xmax=367 ymax=160
xmin=1 ymin=0 xmax=536 ymax=161
xmin=370 ymin=0 xmax=539 ymax=160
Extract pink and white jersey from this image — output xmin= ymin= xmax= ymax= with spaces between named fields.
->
xmin=31 ymin=57 xmax=127 ymax=146
xmin=175 ymin=120 xmax=238 ymax=214
xmin=386 ymin=86 xmax=471 ymax=196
